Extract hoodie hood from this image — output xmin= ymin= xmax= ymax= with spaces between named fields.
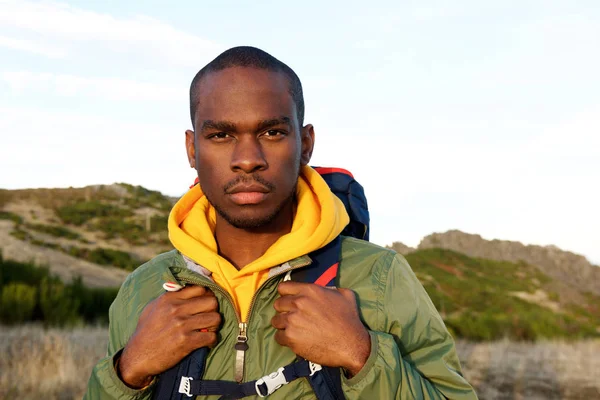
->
xmin=168 ymin=165 xmax=349 ymax=319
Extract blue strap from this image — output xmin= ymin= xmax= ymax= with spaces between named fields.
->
xmin=178 ymin=359 xmax=318 ymax=399
xmin=152 ymin=347 xmax=209 ymax=400
xmin=291 ymin=236 xmax=341 ymax=286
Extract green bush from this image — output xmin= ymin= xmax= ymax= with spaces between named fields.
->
xmin=0 ymin=211 xmax=23 ymax=224
xmin=150 ymin=215 xmax=169 ymax=233
xmin=88 ymin=248 xmax=139 ymax=270
xmin=67 ymin=246 xmax=140 ymax=271
xmin=92 ymin=214 xmax=169 ymax=244
xmin=120 ymin=183 xmax=174 ymax=211
xmin=0 ymin=254 xmax=119 ymax=326
xmin=9 ymin=228 xmax=31 ymax=241
xmin=0 ymin=257 xmax=58 ymax=287
xmin=39 ymin=278 xmax=81 ymax=326
xmin=93 ymin=216 xmax=145 ymax=244
xmin=26 ymin=223 xmax=82 ymax=240
xmin=69 ymin=276 xmax=119 ymax=324
xmin=0 ymin=283 xmax=37 ymax=324
xmin=56 ymin=201 xmax=132 ymax=225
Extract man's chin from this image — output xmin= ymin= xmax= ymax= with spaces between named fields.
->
xmin=216 ymin=208 xmax=278 ymax=230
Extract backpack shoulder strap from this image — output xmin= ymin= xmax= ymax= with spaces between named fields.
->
xmin=291 ymin=234 xmax=345 ymax=400
xmin=152 ymin=347 xmax=209 ymax=400
xmin=290 ymin=235 xmax=340 ymax=286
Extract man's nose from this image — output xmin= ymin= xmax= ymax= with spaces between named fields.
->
xmin=230 ymin=136 xmax=268 ymax=173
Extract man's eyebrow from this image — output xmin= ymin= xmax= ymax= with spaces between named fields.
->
xmin=256 ymin=117 xmax=291 ymax=132
xmin=200 ymin=120 xmax=237 ymax=132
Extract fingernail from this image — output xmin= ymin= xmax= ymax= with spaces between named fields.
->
xmin=163 ymin=282 xmax=183 ymax=292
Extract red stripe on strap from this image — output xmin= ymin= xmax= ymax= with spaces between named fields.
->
xmin=313 ymin=167 xmax=354 ymax=179
xmin=314 ymin=263 xmax=339 ymax=287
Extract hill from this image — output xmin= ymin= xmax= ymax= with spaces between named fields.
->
xmin=0 ymin=183 xmax=175 ymax=287
xmin=389 ymin=230 xmax=600 ymax=296
xmin=405 ymin=248 xmax=600 ymax=340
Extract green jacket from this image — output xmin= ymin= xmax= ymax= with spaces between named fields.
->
xmin=85 ymin=237 xmax=477 ymax=399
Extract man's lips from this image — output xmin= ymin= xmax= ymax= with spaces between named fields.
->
xmin=227 ymin=183 xmax=270 ymax=194
xmin=226 ymin=183 xmax=270 ymax=205
xmin=228 ymin=192 xmax=268 ymax=205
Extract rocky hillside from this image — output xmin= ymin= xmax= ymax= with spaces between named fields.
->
xmin=388 ymin=230 xmax=599 ymax=296
xmin=405 ymin=248 xmax=600 ymax=340
xmin=419 ymin=230 xmax=600 ymax=296
xmin=0 ymin=184 xmax=176 ymax=287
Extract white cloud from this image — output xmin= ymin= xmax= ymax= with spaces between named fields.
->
xmin=0 ymin=106 xmax=192 ymax=195
xmin=2 ymin=70 xmax=185 ymax=101
xmin=0 ymin=35 xmax=66 ymax=58
xmin=0 ymin=0 xmax=222 ymax=66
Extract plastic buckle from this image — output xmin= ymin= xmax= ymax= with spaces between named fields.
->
xmin=178 ymin=376 xmax=193 ymax=397
xmin=308 ymin=362 xmax=322 ymax=376
xmin=255 ymin=367 xmax=288 ymax=397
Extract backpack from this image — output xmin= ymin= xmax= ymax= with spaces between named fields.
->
xmin=153 ymin=167 xmax=370 ymax=399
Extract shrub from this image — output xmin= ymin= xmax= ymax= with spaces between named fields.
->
xmin=67 ymin=246 xmax=140 ymax=271
xmin=0 ymin=283 xmax=37 ymax=324
xmin=120 ymin=183 xmax=174 ymax=211
xmin=150 ymin=215 xmax=169 ymax=232
xmin=1 ymin=255 xmax=119 ymax=325
xmin=39 ymin=278 xmax=81 ymax=326
xmin=26 ymin=223 xmax=82 ymax=240
xmin=0 ymin=257 xmax=58 ymax=287
xmin=93 ymin=216 xmax=145 ymax=244
xmin=9 ymin=228 xmax=31 ymax=241
xmin=69 ymin=276 xmax=119 ymax=324
xmin=87 ymin=248 xmax=139 ymax=271
xmin=0 ymin=211 xmax=23 ymax=224
xmin=92 ymin=213 xmax=169 ymax=244
xmin=56 ymin=201 xmax=132 ymax=225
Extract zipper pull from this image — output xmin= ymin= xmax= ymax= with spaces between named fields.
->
xmin=234 ymin=322 xmax=248 ymax=383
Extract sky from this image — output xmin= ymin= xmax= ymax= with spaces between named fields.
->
xmin=1 ymin=0 xmax=599 ymax=263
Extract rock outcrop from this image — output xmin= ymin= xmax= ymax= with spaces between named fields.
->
xmin=418 ymin=230 xmax=600 ymax=295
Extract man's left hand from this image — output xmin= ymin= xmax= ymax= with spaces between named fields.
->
xmin=272 ymin=281 xmax=371 ymax=377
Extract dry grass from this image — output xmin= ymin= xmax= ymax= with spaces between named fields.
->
xmin=456 ymin=339 xmax=600 ymax=399
xmin=0 ymin=325 xmax=107 ymax=400
xmin=1 ymin=325 xmax=599 ymax=399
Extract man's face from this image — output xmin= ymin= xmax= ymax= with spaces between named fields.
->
xmin=185 ymin=67 xmax=314 ymax=230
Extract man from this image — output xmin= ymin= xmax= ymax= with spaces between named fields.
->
xmin=85 ymin=46 xmax=477 ymax=399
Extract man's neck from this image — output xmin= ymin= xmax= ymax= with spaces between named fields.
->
xmin=215 ymin=206 xmax=294 ymax=270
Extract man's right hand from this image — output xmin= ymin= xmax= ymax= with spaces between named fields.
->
xmin=118 ymin=285 xmax=221 ymax=389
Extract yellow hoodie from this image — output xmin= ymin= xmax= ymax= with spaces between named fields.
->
xmin=168 ymin=166 xmax=349 ymax=321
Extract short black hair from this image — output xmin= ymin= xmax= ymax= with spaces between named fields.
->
xmin=189 ymin=46 xmax=304 ymax=129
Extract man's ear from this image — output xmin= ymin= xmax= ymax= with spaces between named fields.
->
xmin=185 ymin=130 xmax=196 ymax=169
xmin=300 ymin=124 xmax=315 ymax=166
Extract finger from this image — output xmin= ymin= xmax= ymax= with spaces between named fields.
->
xmin=273 ymin=294 xmax=300 ymax=313
xmin=175 ymin=285 xmax=212 ymax=300
xmin=274 ymin=329 xmax=290 ymax=348
xmin=277 ymin=281 xmax=311 ymax=296
xmin=337 ymin=287 xmax=357 ymax=303
xmin=187 ymin=311 xmax=222 ymax=332
xmin=179 ymin=295 xmax=219 ymax=315
xmin=271 ymin=313 xmax=287 ymax=330
xmin=189 ymin=330 xmax=219 ymax=348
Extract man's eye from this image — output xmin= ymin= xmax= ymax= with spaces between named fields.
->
xmin=264 ymin=130 xmax=285 ymax=137
xmin=210 ymin=132 xmax=230 ymax=140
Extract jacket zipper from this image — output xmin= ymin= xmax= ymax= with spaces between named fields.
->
xmin=234 ymin=322 xmax=248 ymax=382
xmin=177 ymin=259 xmax=311 ymax=383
